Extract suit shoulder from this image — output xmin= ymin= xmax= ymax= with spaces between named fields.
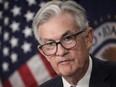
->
xmin=91 ymin=55 xmax=116 ymax=75
xmin=39 ymin=76 xmax=62 ymax=87
xmin=106 ymin=61 xmax=116 ymax=73
xmin=91 ymin=55 xmax=116 ymax=69
xmin=101 ymin=59 xmax=116 ymax=70
xmin=106 ymin=61 xmax=116 ymax=85
xmin=94 ymin=56 xmax=116 ymax=75
xmin=91 ymin=56 xmax=116 ymax=86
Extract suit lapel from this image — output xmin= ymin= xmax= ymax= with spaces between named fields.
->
xmin=52 ymin=76 xmax=63 ymax=87
xmin=89 ymin=56 xmax=111 ymax=87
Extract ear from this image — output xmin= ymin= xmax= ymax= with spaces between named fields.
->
xmin=85 ymin=27 xmax=94 ymax=49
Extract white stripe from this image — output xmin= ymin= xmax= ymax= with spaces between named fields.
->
xmin=27 ymin=54 xmax=51 ymax=85
xmin=9 ymin=71 xmax=25 ymax=87
xmin=0 ymin=79 xmax=2 ymax=87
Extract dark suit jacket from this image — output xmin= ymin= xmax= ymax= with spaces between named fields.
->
xmin=39 ymin=56 xmax=116 ymax=87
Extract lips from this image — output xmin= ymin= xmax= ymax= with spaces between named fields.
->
xmin=59 ymin=59 xmax=72 ymax=65
xmin=57 ymin=55 xmax=73 ymax=65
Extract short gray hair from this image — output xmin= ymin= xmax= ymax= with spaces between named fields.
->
xmin=32 ymin=0 xmax=89 ymax=43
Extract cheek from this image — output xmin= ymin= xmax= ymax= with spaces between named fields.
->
xmin=49 ymin=59 xmax=56 ymax=68
xmin=70 ymin=41 xmax=88 ymax=65
xmin=47 ymin=57 xmax=60 ymax=74
xmin=70 ymin=50 xmax=88 ymax=73
xmin=71 ymin=50 xmax=85 ymax=64
xmin=77 ymin=38 xmax=89 ymax=54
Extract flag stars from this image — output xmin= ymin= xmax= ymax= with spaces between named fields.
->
xmin=2 ymin=62 xmax=9 ymax=72
xmin=4 ymin=32 xmax=9 ymax=41
xmin=25 ymin=11 xmax=34 ymax=22
xmin=0 ymin=0 xmax=3 ymax=3
xmin=21 ymin=42 xmax=32 ymax=53
xmin=0 ymin=11 xmax=2 ymax=19
xmin=4 ymin=17 xmax=9 ymax=25
xmin=10 ymin=21 xmax=20 ymax=32
xmin=0 ymin=26 xmax=1 ymax=34
xmin=3 ymin=47 xmax=9 ymax=56
xmin=11 ymin=53 xmax=18 ymax=63
xmin=11 ymin=5 xmax=21 ymax=17
xmin=27 ymin=0 xmax=36 ymax=6
xmin=23 ymin=26 xmax=32 ymax=38
xmin=4 ymin=1 xmax=9 ymax=10
xmin=10 ymin=36 xmax=18 ymax=48
xmin=39 ymin=2 xmax=46 ymax=7
xmin=0 ymin=42 xmax=2 ymax=49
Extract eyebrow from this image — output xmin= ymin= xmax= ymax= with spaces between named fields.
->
xmin=41 ymin=30 xmax=75 ymax=44
xmin=61 ymin=30 xmax=74 ymax=38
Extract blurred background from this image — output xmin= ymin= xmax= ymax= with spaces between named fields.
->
xmin=0 ymin=0 xmax=116 ymax=87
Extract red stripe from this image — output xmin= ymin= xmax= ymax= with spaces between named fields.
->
xmin=3 ymin=80 xmax=12 ymax=87
xmin=18 ymin=64 xmax=38 ymax=87
xmin=39 ymin=52 xmax=57 ymax=78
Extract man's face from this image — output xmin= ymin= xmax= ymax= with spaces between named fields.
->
xmin=38 ymin=13 xmax=93 ymax=77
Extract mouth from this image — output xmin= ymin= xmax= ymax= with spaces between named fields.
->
xmin=57 ymin=56 xmax=73 ymax=65
xmin=59 ymin=59 xmax=72 ymax=65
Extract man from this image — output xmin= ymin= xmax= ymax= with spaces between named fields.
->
xmin=32 ymin=0 xmax=116 ymax=87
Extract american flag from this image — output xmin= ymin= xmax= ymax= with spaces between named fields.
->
xmin=1 ymin=0 xmax=116 ymax=87
xmin=0 ymin=0 xmax=57 ymax=87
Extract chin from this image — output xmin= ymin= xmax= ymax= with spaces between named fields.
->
xmin=59 ymin=69 xmax=75 ymax=77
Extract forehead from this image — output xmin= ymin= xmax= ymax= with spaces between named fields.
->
xmin=38 ymin=13 xmax=79 ymax=42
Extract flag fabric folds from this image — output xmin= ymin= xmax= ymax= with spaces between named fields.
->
xmin=0 ymin=0 xmax=56 ymax=87
xmin=0 ymin=0 xmax=116 ymax=87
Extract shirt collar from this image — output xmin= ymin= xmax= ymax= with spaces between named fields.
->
xmin=62 ymin=56 xmax=93 ymax=87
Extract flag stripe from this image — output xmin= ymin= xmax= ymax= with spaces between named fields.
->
xmin=39 ymin=53 xmax=57 ymax=78
xmin=0 ymin=80 xmax=2 ymax=87
xmin=9 ymin=71 xmax=25 ymax=87
xmin=1 ymin=0 xmax=57 ymax=87
xmin=18 ymin=64 xmax=37 ymax=87
xmin=3 ymin=80 xmax=11 ymax=87
xmin=27 ymin=54 xmax=51 ymax=85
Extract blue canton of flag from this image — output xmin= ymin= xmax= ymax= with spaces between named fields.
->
xmin=0 ymin=0 xmax=57 ymax=87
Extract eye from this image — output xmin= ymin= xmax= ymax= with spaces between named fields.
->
xmin=45 ymin=42 xmax=56 ymax=48
xmin=63 ymin=35 xmax=74 ymax=41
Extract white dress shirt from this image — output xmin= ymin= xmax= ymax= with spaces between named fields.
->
xmin=62 ymin=56 xmax=93 ymax=87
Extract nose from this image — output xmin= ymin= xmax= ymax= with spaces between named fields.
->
xmin=56 ymin=43 xmax=68 ymax=56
